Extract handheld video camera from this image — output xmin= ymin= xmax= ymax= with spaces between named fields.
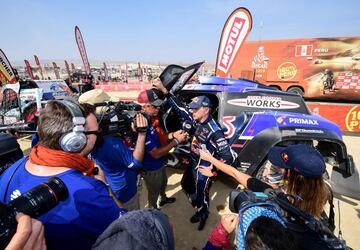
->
xmin=0 ymin=177 xmax=69 ymax=249
xmin=93 ymin=101 xmax=149 ymax=136
xmin=229 ymin=189 xmax=348 ymax=250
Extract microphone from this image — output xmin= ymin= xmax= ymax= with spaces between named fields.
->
xmin=0 ymin=122 xmax=36 ymax=132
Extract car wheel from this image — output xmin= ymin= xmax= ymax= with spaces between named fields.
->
xmin=287 ymin=87 xmax=304 ymax=96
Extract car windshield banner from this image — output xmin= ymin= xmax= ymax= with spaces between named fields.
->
xmin=216 ymin=7 xmax=252 ymax=77
xmin=223 ymin=91 xmax=310 ymax=116
xmin=24 ymin=60 xmax=35 ymax=80
xmin=75 ymin=26 xmax=91 ymax=75
xmin=0 ymin=49 xmax=17 ymax=84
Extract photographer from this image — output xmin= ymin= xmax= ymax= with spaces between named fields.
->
xmin=153 ymin=79 xmax=236 ymax=230
xmin=199 ymin=144 xmax=337 ymax=249
xmin=137 ymin=89 xmax=188 ymax=209
xmin=0 ymin=100 xmax=125 ymax=250
xmin=79 ymin=89 xmax=148 ymax=211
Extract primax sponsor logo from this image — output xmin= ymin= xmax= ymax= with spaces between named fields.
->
xmin=289 ymin=118 xmax=319 ymax=125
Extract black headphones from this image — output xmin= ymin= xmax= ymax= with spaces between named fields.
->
xmin=52 ymin=100 xmax=88 ymax=152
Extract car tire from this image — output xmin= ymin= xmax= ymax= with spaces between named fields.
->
xmin=287 ymin=87 xmax=304 ymax=96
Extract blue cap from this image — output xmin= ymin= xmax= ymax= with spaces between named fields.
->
xmin=188 ymin=95 xmax=212 ymax=109
xmin=268 ymin=144 xmax=325 ymax=178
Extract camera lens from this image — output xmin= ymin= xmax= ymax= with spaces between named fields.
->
xmin=0 ymin=177 xmax=69 ymax=249
xmin=8 ymin=177 xmax=69 ymax=218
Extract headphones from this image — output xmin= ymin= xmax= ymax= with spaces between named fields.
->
xmin=53 ymin=100 xmax=88 ymax=153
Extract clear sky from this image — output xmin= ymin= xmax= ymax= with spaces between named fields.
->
xmin=2 ymin=0 xmax=360 ymax=65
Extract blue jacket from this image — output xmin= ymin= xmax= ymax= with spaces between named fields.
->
xmin=91 ymin=135 xmax=143 ymax=203
xmin=0 ymin=157 xmax=125 ymax=250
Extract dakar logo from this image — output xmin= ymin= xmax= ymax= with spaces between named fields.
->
xmin=218 ymin=17 xmax=246 ymax=73
xmin=277 ymin=62 xmax=297 ymax=80
xmin=251 ymin=46 xmax=269 ymax=69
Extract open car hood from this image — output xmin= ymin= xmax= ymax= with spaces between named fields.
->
xmin=159 ymin=62 xmax=203 ymax=94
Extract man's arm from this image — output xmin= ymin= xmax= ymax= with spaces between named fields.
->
xmin=132 ymin=113 xmax=148 ymax=162
xmin=152 ymin=78 xmax=195 ymax=125
xmin=148 ymin=130 xmax=187 ymax=159
xmin=133 ymin=133 xmax=146 ymax=162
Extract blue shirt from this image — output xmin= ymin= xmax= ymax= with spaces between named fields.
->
xmin=0 ymin=157 xmax=125 ymax=250
xmin=142 ymin=126 xmax=164 ymax=171
xmin=91 ymin=135 xmax=142 ymax=203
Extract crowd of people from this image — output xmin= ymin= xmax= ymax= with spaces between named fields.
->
xmin=0 ymin=77 xmax=340 ymax=250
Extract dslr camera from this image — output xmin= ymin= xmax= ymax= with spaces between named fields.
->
xmin=0 ymin=177 xmax=69 ymax=248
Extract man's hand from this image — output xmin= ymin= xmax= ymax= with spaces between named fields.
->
xmin=220 ymin=214 xmax=239 ymax=234
xmin=6 ymin=213 xmax=46 ymax=250
xmin=151 ymin=78 xmax=168 ymax=94
xmin=199 ymin=166 xmax=214 ymax=177
xmin=135 ymin=113 xmax=148 ymax=134
xmin=173 ymin=130 xmax=188 ymax=144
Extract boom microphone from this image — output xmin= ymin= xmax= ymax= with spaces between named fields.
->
xmin=0 ymin=123 xmax=36 ymax=132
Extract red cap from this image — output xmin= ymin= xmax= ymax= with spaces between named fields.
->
xmin=137 ymin=90 xmax=149 ymax=104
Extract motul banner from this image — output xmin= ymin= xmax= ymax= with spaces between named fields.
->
xmin=24 ymin=59 xmax=35 ymax=80
xmin=71 ymin=63 xmax=75 ymax=73
xmin=52 ymin=62 xmax=61 ymax=79
xmin=34 ymin=55 xmax=44 ymax=80
xmin=103 ymin=62 xmax=109 ymax=81
xmin=215 ymin=7 xmax=252 ymax=77
xmin=65 ymin=60 xmax=72 ymax=84
xmin=0 ymin=49 xmax=17 ymax=84
xmin=75 ymin=26 xmax=91 ymax=75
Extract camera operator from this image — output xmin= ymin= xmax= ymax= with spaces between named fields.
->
xmin=199 ymin=144 xmax=337 ymax=249
xmin=153 ymin=80 xmax=236 ymax=231
xmin=78 ymin=89 xmax=148 ymax=211
xmin=137 ymin=89 xmax=187 ymax=209
xmin=5 ymin=213 xmax=46 ymax=250
xmin=0 ymin=100 xmax=126 ymax=250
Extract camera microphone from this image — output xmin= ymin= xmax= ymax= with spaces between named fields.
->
xmin=0 ymin=122 xmax=36 ymax=132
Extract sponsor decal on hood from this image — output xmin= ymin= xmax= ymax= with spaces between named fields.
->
xmin=227 ymin=96 xmax=300 ymax=109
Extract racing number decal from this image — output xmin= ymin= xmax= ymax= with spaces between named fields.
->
xmin=223 ymin=116 xmax=236 ymax=139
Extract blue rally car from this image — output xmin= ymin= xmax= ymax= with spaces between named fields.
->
xmin=160 ymin=62 xmax=358 ymax=199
